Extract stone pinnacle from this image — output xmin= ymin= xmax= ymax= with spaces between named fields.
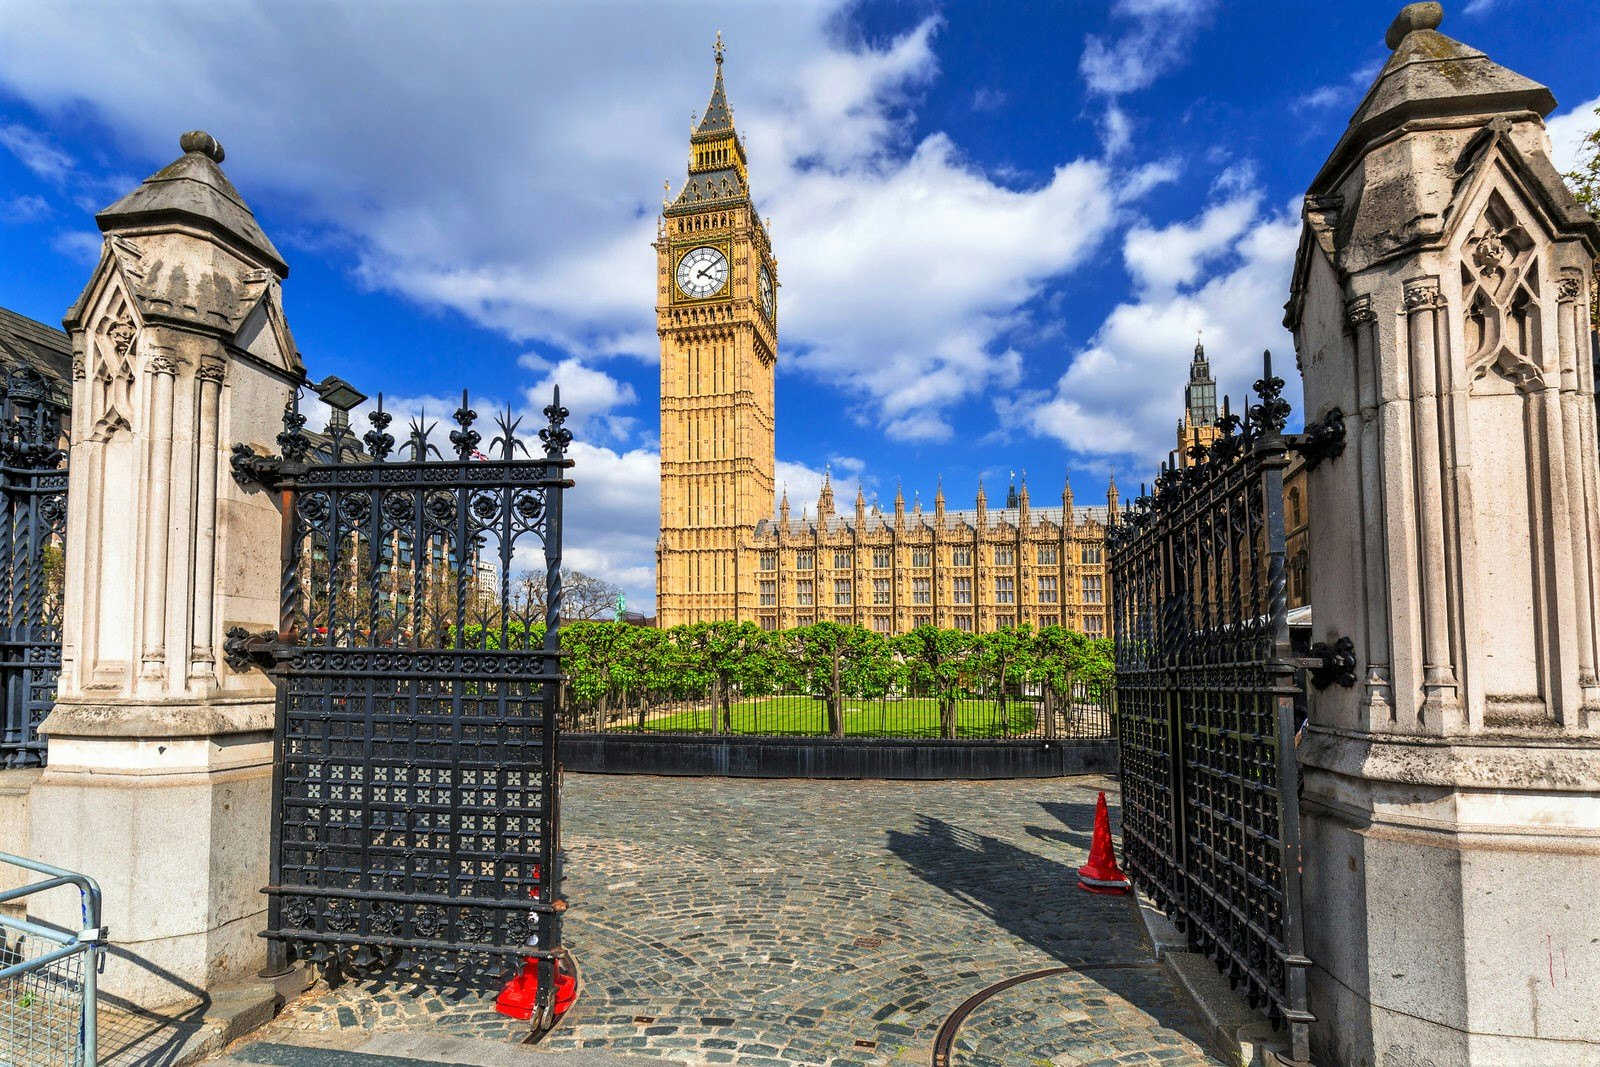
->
xmin=1385 ymin=2 xmax=1443 ymax=49
xmin=179 ymin=130 xmax=226 ymax=164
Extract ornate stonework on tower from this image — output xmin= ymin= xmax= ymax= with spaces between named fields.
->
xmin=655 ymin=36 xmax=778 ymax=628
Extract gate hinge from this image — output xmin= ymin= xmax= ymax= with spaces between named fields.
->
xmin=1298 ymin=635 xmax=1357 ymax=690
xmin=230 ymin=443 xmax=285 ymax=490
xmin=1290 ymin=407 xmax=1347 ymax=471
xmin=224 ymin=627 xmax=279 ymax=674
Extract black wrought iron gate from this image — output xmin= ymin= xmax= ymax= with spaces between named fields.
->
xmin=0 ymin=368 xmax=68 ymax=769
xmin=231 ymin=388 xmax=574 ymax=1020
xmin=1108 ymin=354 xmax=1343 ymax=1063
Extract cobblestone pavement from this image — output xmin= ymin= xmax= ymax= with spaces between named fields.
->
xmin=252 ymin=774 xmax=1220 ymax=1066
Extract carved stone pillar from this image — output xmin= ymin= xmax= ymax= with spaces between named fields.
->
xmin=1285 ymin=7 xmax=1600 ymax=1064
xmin=29 ymin=132 xmax=300 ymax=1010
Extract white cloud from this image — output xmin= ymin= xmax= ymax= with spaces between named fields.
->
xmin=1014 ymin=191 xmax=1300 ymax=468
xmin=1079 ymin=0 xmax=1216 ymax=96
xmin=1122 ymin=191 xmax=1259 ymax=293
xmin=0 ymin=3 xmax=1144 ymax=451
xmin=1463 ymin=0 xmax=1499 ymax=15
xmin=1548 ymin=93 xmax=1600 ymax=176
xmin=971 ymin=87 xmax=1007 ymax=113
xmin=0 ymin=124 xmax=73 ymax=182
xmin=49 ymin=230 xmax=101 ymax=264
xmin=1 ymin=194 xmax=51 ymax=222
xmin=519 ymin=356 xmax=638 ymax=445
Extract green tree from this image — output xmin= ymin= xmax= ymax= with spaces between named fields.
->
xmin=563 ymin=620 xmax=651 ymax=731
xmin=675 ymin=621 xmax=773 ymax=732
xmin=972 ymin=625 xmax=1035 ymax=735
xmin=891 ymin=624 xmax=975 ymax=738
xmin=1561 ymin=103 xmax=1599 ymax=327
xmin=789 ymin=622 xmax=895 ymax=737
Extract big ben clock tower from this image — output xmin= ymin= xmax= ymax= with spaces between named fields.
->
xmin=655 ymin=35 xmax=778 ymax=626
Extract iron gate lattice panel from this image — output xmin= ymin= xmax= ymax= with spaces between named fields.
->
xmin=1108 ymin=354 xmax=1311 ymax=1059
xmin=233 ymin=388 xmax=573 ymax=1001
xmin=0 ymin=369 xmax=68 ymax=769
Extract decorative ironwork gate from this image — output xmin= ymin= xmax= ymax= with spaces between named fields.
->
xmin=0 ymin=369 xmax=68 ymax=769
xmin=1108 ymin=353 xmax=1342 ymax=1063
xmin=230 ymin=388 xmax=573 ymax=1020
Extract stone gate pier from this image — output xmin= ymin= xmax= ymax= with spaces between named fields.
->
xmin=1288 ymin=4 xmax=1600 ymax=1064
xmin=26 ymin=132 xmax=298 ymax=1009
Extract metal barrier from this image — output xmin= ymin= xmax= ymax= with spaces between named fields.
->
xmin=0 ymin=853 xmax=105 ymax=1066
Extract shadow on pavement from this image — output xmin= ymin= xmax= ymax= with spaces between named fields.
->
xmin=884 ymin=810 xmax=1215 ymax=1055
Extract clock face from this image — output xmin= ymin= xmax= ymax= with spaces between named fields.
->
xmin=758 ymin=265 xmax=774 ymax=320
xmin=676 ymin=246 xmax=729 ymax=299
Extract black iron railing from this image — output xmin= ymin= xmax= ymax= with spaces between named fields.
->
xmin=0 ymin=369 xmax=67 ymax=769
xmin=1108 ymin=352 xmax=1313 ymax=1061
xmin=231 ymin=388 xmax=574 ymax=1022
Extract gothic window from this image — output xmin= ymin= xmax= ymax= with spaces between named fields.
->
xmin=834 ymin=551 xmax=852 ymax=569
xmin=872 ymin=615 xmax=891 ymax=633
xmin=796 ymin=580 xmax=814 ymax=606
xmin=759 ymin=580 xmax=776 ymax=606
xmin=912 ymin=549 xmax=932 ymax=568
xmin=760 ymin=615 xmax=777 ymax=632
xmin=1038 ymin=576 xmax=1058 ymax=603
xmin=912 ymin=578 xmax=931 ymax=605
xmin=994 ymin=547 xmax=1014 ymax=566
xmin=955 ymin=614 xmax=973 ymax=633
xmin=1084 ymin=614 xmax=1104 ymax=637
xmin=1082 ymin=575 xmax=1103 ymax=604
xmin=797 ymin=615 xmax=815 ymax=627
xmin=953 ymin=578 xmax=973 ymax=604
xmin=760 ymin=552 xmax=776 ymax=571
xmin=913 ymin=614 xmax=932 ymax=629
xmin=1037 ymin=545 xmax=1057 ymax=565
xmin=1288 ymin=488 xmax=1303 ymax=529
xmin=872 ymin=549 xmax=891 ymax=569
xmin=996 ymin=614 xmax=1014 ymax=629
xmin=834 ymin=580 xmax=852 ymax=606
xmin=1037 ymin=613 xmax=1058 ymax=628
xmin=995 ymin=577 xmax=1015 ymax=604
xmin=873 ymin=578 xmax=891 ymax=604
xmin=952 ymin=548 xmax=973 ymax=567
xmin=795 ymin=551 xmax=814 ymax=571
xmin=1081 ymin=544 xmax=1102 ymax=565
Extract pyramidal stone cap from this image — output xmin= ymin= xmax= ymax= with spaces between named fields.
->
xmin=97 ymin=130 xmax=287 ymax=277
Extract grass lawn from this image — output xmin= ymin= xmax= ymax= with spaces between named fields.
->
xmin=614 ymin=695 xmax=1042 ymax=738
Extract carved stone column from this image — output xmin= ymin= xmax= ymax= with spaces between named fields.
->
xmin=29 ymin=132 xmax=300 ymax=1010
xmin=1285 ymin=7 xmax=1600 ymax=1064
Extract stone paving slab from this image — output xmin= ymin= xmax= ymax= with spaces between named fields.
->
xmin=232 ymin=774 xmax=1219 ymax=1066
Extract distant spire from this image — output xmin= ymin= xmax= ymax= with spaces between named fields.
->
xmin=1005 ymin=470 xmax=1019 ymax=510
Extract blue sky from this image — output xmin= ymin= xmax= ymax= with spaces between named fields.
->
xmin=1 ymin=0 xmax=1596 ymax=612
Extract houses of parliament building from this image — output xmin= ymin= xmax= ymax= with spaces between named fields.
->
xmin=653 ymin=40 xmax=1118 ymax=636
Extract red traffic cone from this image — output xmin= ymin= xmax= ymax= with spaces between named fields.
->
xmin=495 ymin=956 xmax=577 ymax=1020
xmin=496 ymin=863 xmax=578 ymax=1022
xmin=1077 ymin=791 xmax=1131 ymax=895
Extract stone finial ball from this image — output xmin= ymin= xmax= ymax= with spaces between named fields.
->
xmin=179 ymin=130 xmax=226 ymax=164
xmin=1386 ymin=2 xmax=1444 ymax=49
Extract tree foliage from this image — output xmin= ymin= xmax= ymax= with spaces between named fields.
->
xmin=556 ymin=619 xmax=1116 ymax=735
xmin=1562 ymin=103 xmax=1600 ymax=327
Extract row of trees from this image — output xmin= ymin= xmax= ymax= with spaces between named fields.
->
xmin=559 ymin=620 xmax=1114 ymax=738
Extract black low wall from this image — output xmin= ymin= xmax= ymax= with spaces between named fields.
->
xmin=558 ymin=733 xmax=1118 ymax=780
